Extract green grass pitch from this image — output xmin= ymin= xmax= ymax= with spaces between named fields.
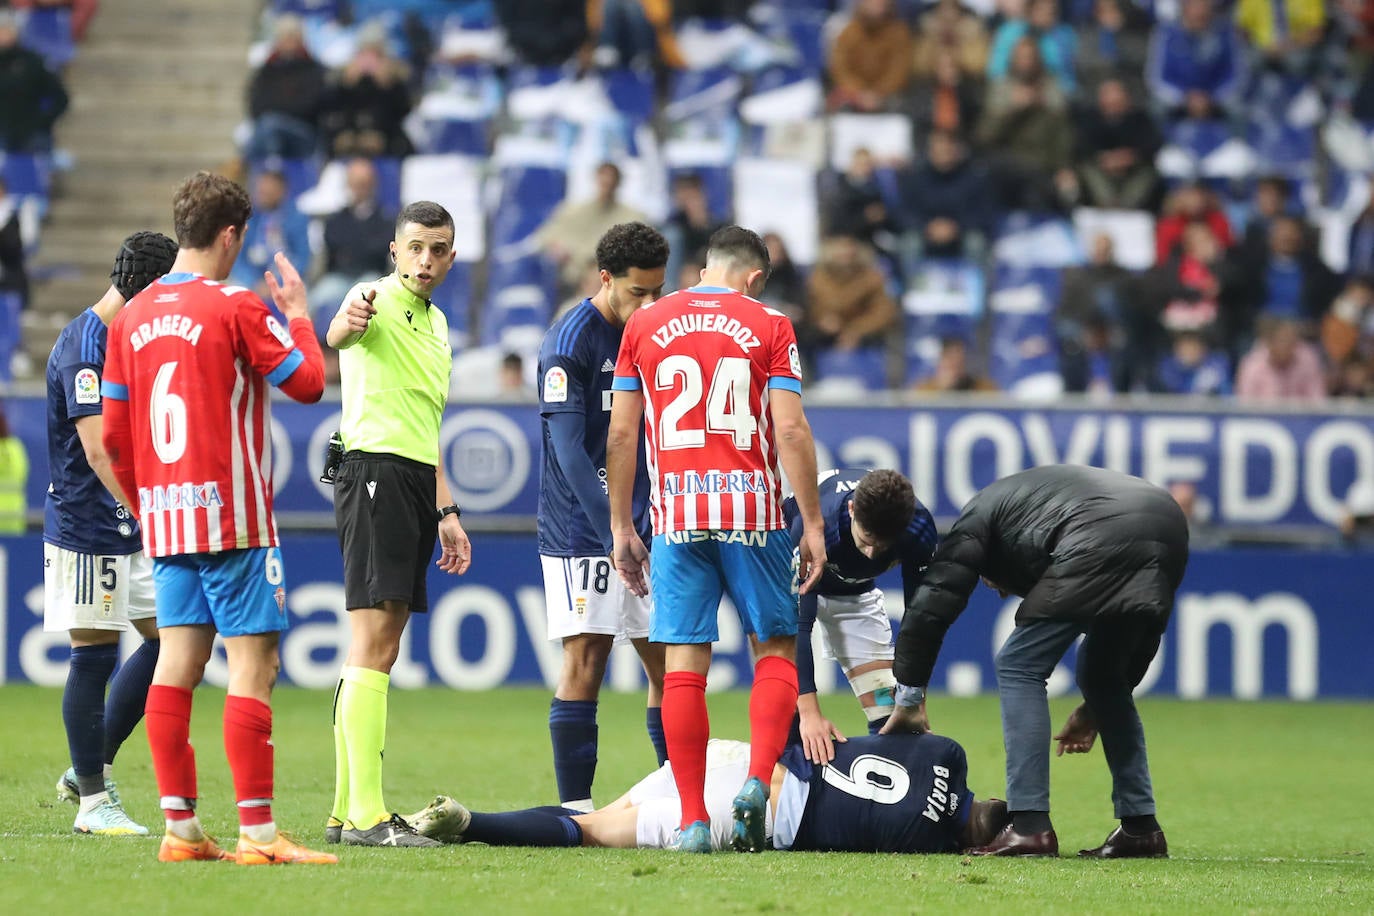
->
xmin=1 ymin=685 xmax=1370 ymax=914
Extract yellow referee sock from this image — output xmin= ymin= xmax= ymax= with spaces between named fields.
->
xmin=339 ymin=665 xmax=390 ymax=830
xmin=330 ymin=677 xmax=349 ymax=825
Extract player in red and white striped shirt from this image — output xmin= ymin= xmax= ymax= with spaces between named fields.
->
xmin=102 ymin=172 xmax=335 ymax=866
xmin=607 ymin=226 xmax=827 ymax=853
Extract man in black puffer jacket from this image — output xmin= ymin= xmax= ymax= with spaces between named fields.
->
xmin=883 ymin=465 xmax=1188 ymax=860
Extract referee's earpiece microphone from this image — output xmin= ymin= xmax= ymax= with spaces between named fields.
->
xmin=392 ymin=250 xmax=410 ymax=279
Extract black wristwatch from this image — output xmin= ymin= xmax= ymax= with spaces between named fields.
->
xmin=437 ymin=504 xmax=461 ymax=522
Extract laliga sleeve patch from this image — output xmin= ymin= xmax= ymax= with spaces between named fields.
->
xmin=544 ymin=366 xmax=569 ymax=403
xmin=266 ymin=315 xmax=295 ymax=349
xmin=788 ymin=343 xmax=803 ymax=378
xmin=74 ymin=367 xmax=101 ymax=405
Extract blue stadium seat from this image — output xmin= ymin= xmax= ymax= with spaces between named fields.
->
xmin=0 ymin=291 xmax=22 ymax=383
xmin=508 ymin=65 xmax=571 ymax=94
xmin=0 ymin=153 xmax=51 ymax=198
xmin=782 ymin=11 xmax=827 ymax=75
xmin=431 ymin=261 xmax=473 ymax=348
xmin=989 ymin=312 xmax=1060 ymax=391
xmin=668 ymin=165 xmax=733 ymax=221
xmin=427 ymin=119 xmax=490 ymax=156
xmin=372 ymin=156 xmax=403 ymax=213
xmin=490 ymin=166 xmax=567 ymax=248
xmin=666 ymin=67 xmax=742 ymax=127
xmin=271 ymin=0 xmax=342 ymax=16
xmin=988 ymin=265 xmax=1061 ymax=315
xmin=814 ymin=346 xmax=888 ymax=390
xmin=20 ymin=7 xmax=74 ymax=71
xmin=602 ymin=67 xmax=656 ymax=129
xmin=1247 ymin=122 xmax=1316 ymax=180
xmin=904 ymin=312 xmax=977 ymax=385
xmin=247 ymin=157 xmax=320 ymax=202
xmin=483 ymin=252 xmax=556 ymax=345
xmin=1165 ymin=119 xmax=1234 ymax=164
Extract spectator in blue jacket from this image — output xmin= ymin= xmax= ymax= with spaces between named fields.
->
xmin=1146 ymin=0 xmax=1245 ymax=114
xmin=230 ymin=170 xmax=313 ymax=295
xmin=900 ymin=130 xmax=994 ymax=259
xmin=1156 ymin=328 xmax=1233 ymax=395
xmin=988 ymin=0 xmax=1079 ymax=93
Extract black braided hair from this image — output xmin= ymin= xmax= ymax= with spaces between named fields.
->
xmin=110 ymin=231 xmax=178 ymax=300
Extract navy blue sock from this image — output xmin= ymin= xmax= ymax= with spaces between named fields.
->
xmin=104 ymin=639 xmax=159 ymax=765
xmin=549 ymin=698 xmax=598 ymax=805
xmin=645 ymin=706 xmax=668 ymax=766
xmin=465 ymin=808 xmax=584 ymax=846
xmin=63 ymin=644 xmax=118 ymax=796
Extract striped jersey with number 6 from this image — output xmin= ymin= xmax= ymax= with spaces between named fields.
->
xmin=612 ymin=285 xmax=804 ymax=533
xmin=101 ymin=274 xmax=309 ymax=557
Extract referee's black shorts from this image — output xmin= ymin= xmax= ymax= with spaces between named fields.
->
xmin=335 ymin=451 xmax=438 ymax=613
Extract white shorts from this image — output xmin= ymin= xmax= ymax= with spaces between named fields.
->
xmin=629 ymin=739 xmax=774 ymax=850
xmin=816 ymin=589 xmax=895 ymax=670
xmin=43 ymin=544 xmax=156 ymax=633
xmin=541 ymin=554 xmax=651 ymax=643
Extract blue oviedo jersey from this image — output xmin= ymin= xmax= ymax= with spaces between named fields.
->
xmin=44 ymin=308 xmax=141 ymax=555
xmin=784 ymin=468 xmax=939 ymax=605
xmin=787 ymin=732 xmax=971 ymax=854
xmin=537 ymin=300 xmax=650 ymax=556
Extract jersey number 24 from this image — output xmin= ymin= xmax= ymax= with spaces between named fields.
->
xmin=654 ymin=356 xmax=756 ymax=450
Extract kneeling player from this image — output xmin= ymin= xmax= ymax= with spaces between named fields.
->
xmin=406 ymin=733 xmax=1008 ymax=854
xmin=783 ymin=469 xmax=938 ymax=764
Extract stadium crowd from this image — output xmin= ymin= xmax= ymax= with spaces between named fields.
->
xmin=225 ymin=0 xmax=1374 ymax=402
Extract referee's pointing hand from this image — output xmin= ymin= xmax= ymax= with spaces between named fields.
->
xmin=343 ymin=287 xmax=378 ymax=334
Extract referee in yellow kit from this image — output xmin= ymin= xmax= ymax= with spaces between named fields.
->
xmin=323 ymin=200 xmax=472 ymax=848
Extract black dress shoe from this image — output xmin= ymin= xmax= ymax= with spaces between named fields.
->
xmin=966 ymin=822 xmax=1060 ymax=857
xmin=1079 ymin=826 xmax=1169 ymax=859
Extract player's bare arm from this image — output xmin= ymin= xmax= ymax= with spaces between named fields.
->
xmin=434 ymin=465 xmax=471 ymax=575
xmin=796 ymin=691 xmax=847 ymax=764
xmin=606 ymin=389 xmax=649 ymax=597
xmin=73 ymin=414 xmax=133 ymax=510
xmin=264 ymin=251 xmax=309 ymax=322
xmin=327 ymin=287 xmax=377 ymax=349
xmin=769 ymin=388 xmax=826 ymax=593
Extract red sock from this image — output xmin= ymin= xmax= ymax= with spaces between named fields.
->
xmin=662 ymin=671 xmax=709 ymax=829
xmin=224 ymin=695 xmax=275 ymax=828
xmin=748 ymin=655 xmax=799 ymax=784
xmin=145 ymin=685 xmax=197 ymax=819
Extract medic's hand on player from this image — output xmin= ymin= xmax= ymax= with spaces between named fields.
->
xmin=612 ymin=531 xmax=650 ymax=598
xmin=342 ymin=287 xmax=378 ymax=334
xmin=264 ymin=251 xmax=309 ymax=321
xmin=879 ymin=701 xmax=929 ymax=736
xmin=435 ymin=514 xmax=471 ymax=575
xmin=1053 ymin=703 xmax=1098 ymax=756
xmin=796 ymin=527 xmax=826 ymax=594
xmin=798 ymin=693 xmax=847 ymax=764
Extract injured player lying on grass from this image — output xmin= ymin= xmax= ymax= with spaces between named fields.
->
xmin=406 ymin=733 xmax=1009 ymax=853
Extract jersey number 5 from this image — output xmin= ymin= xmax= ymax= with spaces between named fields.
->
xmin=654 ymin=355 xmax=756 ymax=450
xmin=150 ymin=361 xmax=188 ymax=464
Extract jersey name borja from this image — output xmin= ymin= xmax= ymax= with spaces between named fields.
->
xmin=537 ymin=299 xmax=651 ymax=556
xmin=44 ymin=308 xmax=141 ymax=555
xmin=102 ymin=273 xmax=309 ymax=557
xmin=612 ymin=285 xmax=803 ymax=533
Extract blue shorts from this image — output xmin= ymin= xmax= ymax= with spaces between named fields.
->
xmin=153 ymin=547 xmax=289 ymax=637
xmin=649 ymin=530 xmax=797 ymax=644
